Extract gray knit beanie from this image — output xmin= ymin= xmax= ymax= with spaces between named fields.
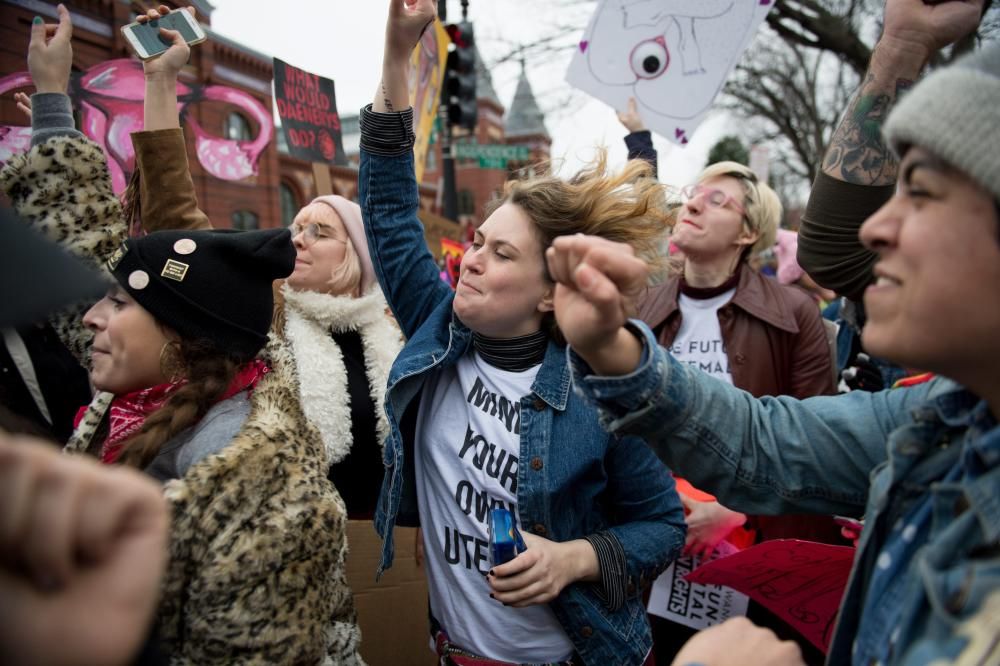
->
xmin=884 ymin=42 xmax=1000 ymax=201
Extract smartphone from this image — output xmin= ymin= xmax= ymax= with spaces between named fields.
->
xmin=121 ymin=9 xmax=206 ymax=60
xmin=487 ymin=508 xmax=526 ymax=567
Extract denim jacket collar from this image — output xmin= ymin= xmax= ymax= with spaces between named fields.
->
xmin=530 ymin=340 xmax=572 ymax=412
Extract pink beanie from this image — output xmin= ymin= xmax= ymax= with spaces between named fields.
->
xmin=310 ymin=195 xmax=376 ymax=295
xmin=773 ymin=228 xmax=804 ymax=285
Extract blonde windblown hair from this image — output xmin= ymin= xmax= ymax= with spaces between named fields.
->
xmin=484 ymin=149 xmax=671 ymax=340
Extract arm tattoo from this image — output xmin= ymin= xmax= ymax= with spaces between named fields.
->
xmin=382 ymin=81 xmax=395 ymax=114
xmin=824 ymin=73 xmax=914 ymax=186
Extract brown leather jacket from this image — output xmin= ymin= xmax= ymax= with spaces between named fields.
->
xmin=639 ymin=266 xmax=835 ymax=400
xmin=639 ymin=266 xmax=840 ymax=543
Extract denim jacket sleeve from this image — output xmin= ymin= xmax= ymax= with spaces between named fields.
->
xmin=569 ymin=320 xmax=935 ymax=517
xmin=358 ymin=110 xmax=453 ymax=339
xmin=598 ymin=432 xmax=687 ymax=607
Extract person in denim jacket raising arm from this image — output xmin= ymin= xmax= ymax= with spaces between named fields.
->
xmin=547 ymin=36 xmax=1000 ymax=666
xmin=358 ymin=2 xmax=687 ymax=663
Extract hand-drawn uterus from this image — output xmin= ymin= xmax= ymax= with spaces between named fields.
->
xmin=585 ymin=0 xmax=763 ymax=121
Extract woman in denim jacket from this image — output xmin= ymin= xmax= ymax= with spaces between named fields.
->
xmin=549 ymin=39 xmax=1000 ymax=666
xmin=358 ymin=2 xmax=686 ymax=663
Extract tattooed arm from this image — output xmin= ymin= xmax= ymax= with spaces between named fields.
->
xmin=799 ymin=0 xmax=985 ymax=300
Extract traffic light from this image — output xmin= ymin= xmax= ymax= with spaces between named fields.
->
xmin=444 ymin=21 xmax=477 ymax=131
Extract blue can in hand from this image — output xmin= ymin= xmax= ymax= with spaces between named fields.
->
xmin=488 ymin=508 xmax=526 ymax=567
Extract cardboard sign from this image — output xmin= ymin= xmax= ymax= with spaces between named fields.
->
xmin=648 ymin=540 xmax=750 ymax=630
xmin=566 ymin=0 xmax=774 ymax=146
xmin=273 ymin=58 xmax=347 ymax=166
xmin=686 ymin=539 xmax=855 ymax=653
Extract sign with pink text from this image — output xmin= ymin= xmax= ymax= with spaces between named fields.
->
xmin=566 ymin=0 xmax=775 ymax=146
xmin=686 ymin=539 xmax=855 ymax=653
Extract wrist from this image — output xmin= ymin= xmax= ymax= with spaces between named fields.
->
xmin=33 ymin=83 xmax=67 ymax=95
xmin=144 ymin=71 xmax=179 ymax=84
xmin=580 ymin=326 xmax=642 ymax=377
xmin=872 ymin=35 xmax=932 ymax=78
xmin=568 ymin=539 xmax=600 ymax=583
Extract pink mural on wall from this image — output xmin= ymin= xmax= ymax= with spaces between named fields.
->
xmin=0 ymin=58 xmax=273 ymax=193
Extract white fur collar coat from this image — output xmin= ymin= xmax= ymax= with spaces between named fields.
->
xmin=280 ymin=283 xmax=402 ymax=466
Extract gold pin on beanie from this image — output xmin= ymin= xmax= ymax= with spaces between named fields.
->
xmin=109 ymin=228 xmax=295 ymax=360
xmin=885 ymin=43 xmax=1000 ymax=202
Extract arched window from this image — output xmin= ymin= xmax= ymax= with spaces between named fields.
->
xmin=280 ymin=182 xmax=299 ymax=228
xmin=231 ymin=210 xmax=259 ymax=231
xmin=225 ymin=112 xmax=253 ymax=142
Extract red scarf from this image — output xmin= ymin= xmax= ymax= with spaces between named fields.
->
xmin=74 ymin=360 xmax=270 ymax=463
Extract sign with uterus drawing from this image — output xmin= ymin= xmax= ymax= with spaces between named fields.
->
xmin=566 ymin=0 xmax=774 ymax=146
xmin=0 ymin=58 xmax=273 ymax=195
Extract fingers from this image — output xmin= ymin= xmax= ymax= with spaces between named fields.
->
xmin=28 ymin=16 xmax=46 ymax=51
xmin=548 ymin=235 xmax=643 ymax=291
xmin=627 ymin=97 xmax=637 ymax=114
xmin=489 ymin=547 xmax=536 ymax=579
xmin=21 ymin=460 xmax=82 ymax=588
xmin=137 ymin=6 xmax=169 ymax=24
xmin=14 ymin=92 xmax=32 ymax=119
xmin=54 ymin=3 xmax=72 ymax=42
xmin=0 ymin=442 xmax=37 ymax=568
xmin=160 ymin=27 xmax=185 ymax=47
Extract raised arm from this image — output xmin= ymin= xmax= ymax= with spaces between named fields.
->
xmin=798 ymin=0 xmax=985 ymax=300
xmin=548 ymin=233 xmax=928 ymax=516
xmin=618 ymin=97 xmax=658 ymax=177
xmin=359 ymin=0 xmax=452 ymax=338
xmin=129 ymin=5 xmax=212 ymax=233
xmin=1 ymin=7 xmax=124 ymax=361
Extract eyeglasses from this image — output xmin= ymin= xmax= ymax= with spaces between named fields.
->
xmin=679 ymin=184 xmax=747 ymax=218
xmin=290 ymin=221 xmax=347 ymax=247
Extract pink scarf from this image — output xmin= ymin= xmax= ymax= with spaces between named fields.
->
xmin=75 ymin=360 xmax=270 ymax=463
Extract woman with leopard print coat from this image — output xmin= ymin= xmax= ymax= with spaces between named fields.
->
xmin=2 ymin=9 xmax=363 ymax=664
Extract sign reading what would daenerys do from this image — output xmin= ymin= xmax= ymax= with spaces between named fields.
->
xmin=273 ymin=58 xmax=347 ymax=166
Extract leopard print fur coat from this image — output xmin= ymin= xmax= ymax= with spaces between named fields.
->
xmin=1 ymin=135 xmax=364 ymax=665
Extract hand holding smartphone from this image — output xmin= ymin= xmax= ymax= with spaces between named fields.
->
xmin=121 ymin=8 xmax=205 ymax=60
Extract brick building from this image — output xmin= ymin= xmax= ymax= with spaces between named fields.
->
xmin=1 ymin=0 xmax=547 ymax=251
xmin=0 ymin=0 xmax=438 ymax=232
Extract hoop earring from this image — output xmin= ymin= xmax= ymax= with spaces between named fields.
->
xmin=158 ymin=341 xmax=184 ymax=383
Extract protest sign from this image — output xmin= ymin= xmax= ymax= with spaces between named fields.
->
xmin=647 ymin=540 xmax=750 ymax=631
xmin=566 ymin=0 xmax=774 ymax=146
xmin=686 ymin=539 xmax=855 ymax=653
xmin=410 ymin=19 xmax=449 ymax=183
xmin=274 ymin=58 xmax=347 ymax=166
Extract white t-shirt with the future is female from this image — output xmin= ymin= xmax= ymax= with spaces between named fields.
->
xmin=668 ymin=288 xmax=737 ymax=385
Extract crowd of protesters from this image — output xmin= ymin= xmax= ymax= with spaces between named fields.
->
xmin=1 ymin=0 xmax=998 ymax=664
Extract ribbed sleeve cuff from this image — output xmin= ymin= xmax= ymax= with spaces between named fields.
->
xmin=30 ymin=93 xmax=82 ymax=146
xmin=359 ymin=103 xmax=415 ymax=156
xmin=583 ymin=531 xmax=629 ymax=612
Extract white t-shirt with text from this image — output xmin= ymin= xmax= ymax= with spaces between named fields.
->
xmin=415 ymin=352 xmax=575 ymax=661
xmin=668 ymin=289 xmax=737 ymax=385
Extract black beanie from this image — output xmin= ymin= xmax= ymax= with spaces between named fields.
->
xmin=107 ymin=228 xmax=295 ymax=360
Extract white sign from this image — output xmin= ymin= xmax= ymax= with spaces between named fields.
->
xmin=647 ymin=540 xmax=750 ymax=630
xmin=567 ymin=0 xmax=775 ymax=146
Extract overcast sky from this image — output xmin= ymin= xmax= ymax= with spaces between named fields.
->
xmin=208 ymin=0 xmax=729 ymax=184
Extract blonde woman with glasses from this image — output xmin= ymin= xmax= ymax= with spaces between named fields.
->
xmin=635 ymin=161 xmax=838 ymax=663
